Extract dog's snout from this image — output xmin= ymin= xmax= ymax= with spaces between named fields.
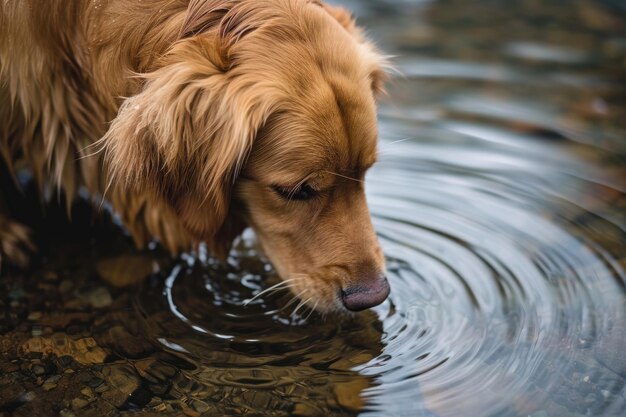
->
xmin=341 ymin=274 xmax=390 ymax=312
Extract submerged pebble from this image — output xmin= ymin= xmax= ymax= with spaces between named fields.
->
xmin=101 ymin=364 xmax=140 ymax=407
xmin=21 ymin=335 xmax=108 ymax=365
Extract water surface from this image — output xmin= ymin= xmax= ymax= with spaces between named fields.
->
xmin=1 ymin=0 xmax=625 ymax=416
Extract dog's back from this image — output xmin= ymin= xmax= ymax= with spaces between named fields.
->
xmin=0 ymin=1 xmax=197 ymax=263
xmin=1 ymin=1 xmax=107 ymax=197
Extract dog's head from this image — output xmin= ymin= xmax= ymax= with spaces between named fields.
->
xmin=103 ymin=0 xmax=389 ymax=313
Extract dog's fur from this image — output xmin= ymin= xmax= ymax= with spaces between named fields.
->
xmin=0 ymin=0 xmax=388 ymax=312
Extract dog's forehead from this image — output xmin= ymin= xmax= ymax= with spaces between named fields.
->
xmin=277 ymin=80 xmax=377 ymax=174
xmin=247 ymin=85 xmax=377 ymax=186
xmin=295 ymin=75 xmax=378 ymax=174
xmin=330 ymin=78 xmax=378 ymax=168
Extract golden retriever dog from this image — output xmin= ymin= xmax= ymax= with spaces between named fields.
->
xmin=0 ymin=0 xmax=390 ymax=313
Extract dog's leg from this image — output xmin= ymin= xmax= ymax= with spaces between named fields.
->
xmin=0 ymin=209 xmax=34 ymax=269
xmin=0 ymin=158 xmax=34 ymax=269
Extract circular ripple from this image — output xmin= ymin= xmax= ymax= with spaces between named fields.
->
xmin=133 ymin=132 xmax=626 ymax=416
xmin=357 ymin=134 xmax=626 ymax=417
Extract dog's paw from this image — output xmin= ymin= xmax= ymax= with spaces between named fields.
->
xmin=0 ymin=220 xmax=35 ymax=269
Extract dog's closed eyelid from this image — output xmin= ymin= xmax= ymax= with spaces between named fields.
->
xmin=271 ymin=183 xmax=318 ymax=201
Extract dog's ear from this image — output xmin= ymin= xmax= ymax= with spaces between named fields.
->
xmin=317 ymin=3 xmax=361 ymax=38
xmin=318 ymin=2 xmax=389 ymax=96
xmin=102 ymin=36 xmax=274 ymax=251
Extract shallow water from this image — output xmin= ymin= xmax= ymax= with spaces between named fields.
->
xmin=1 ymin=0 xmax=625 ymax=416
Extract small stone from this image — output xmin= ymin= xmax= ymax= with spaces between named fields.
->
xmin=97 ymin=255 xmax=155 ymax=287
xmin=42 ymin=382 xmax=58 ymax=391
xmin=152 ymin=402 xmax=167 ymax=412
xmin=69 ymin=337 xmax=108 ymax=364
xmin=45 ymin=375 xmax=62 ymax=384
xmin=42 ymin=375 xmax=62 ymax=391
xmin=71 ymin=397 xmax=90 ymax=410
xmin=101 ymin=364 xmax=140 ymax=407
xmin=190 ymin=399 xmax=210 ymax=413
xmin=583 ymin=375 xmax=590 ymax=382
xmin=31 ymin=326 xmax=43 ymax=337
xmin=85 ymin=287 xmax=112 ymax=308
xmin=32 ymin=365 xmax=46 ymax=376
xmin=21 ymin=335 xmax=108 ymax=365
xmin=22 ymin=391 xmax=36 ymax=402
xmin=28 ymin=312 xmax=42 ymax=321
xmin=80 ymin=387 xmax=94 ymax=398
xmin=103 ymin=364 xmax=140 ymax=394
xmin=98 ymin=324 xmax=154 ymax=358
xmin=59 ymin=409 xmax=76 ymax=417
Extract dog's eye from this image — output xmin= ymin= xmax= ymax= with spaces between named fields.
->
xmin=273 ymin=183 xmax=316 ymax=201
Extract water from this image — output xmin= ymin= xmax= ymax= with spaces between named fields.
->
xmin=1 ymin=0 xmax=625 ymax=416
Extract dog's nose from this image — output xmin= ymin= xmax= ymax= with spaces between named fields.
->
xmin=341 ymin=275 xmax=390 ymax=311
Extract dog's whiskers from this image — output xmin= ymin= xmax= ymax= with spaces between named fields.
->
xmin=242 ymin=277 xmax=303 ymax=306
xmin=323 ymin=170 xmax=363 ymax=184
xmin=377 ymin=137 xmax=417 ymax=158
xmin=382 ymin=137 xmax=415 ymax=147
xmin=292 ymin=296 xmax=313 ymax=318
xmin=243 ymin=281 xmax=290 ymax=306
xmin=377 ymin=137 xmax=414 ymax=150
xmin=281 ymin=288 xmax=308 ymax=312
xmin=303 ymin=300 xmax=319 ymax=321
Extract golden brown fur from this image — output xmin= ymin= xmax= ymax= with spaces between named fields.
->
xmin=0 ymin=0 xmax=389 ymax=312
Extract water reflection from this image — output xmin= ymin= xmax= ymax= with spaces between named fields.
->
xmin=133 ymin=240 xmax=387 ymax=415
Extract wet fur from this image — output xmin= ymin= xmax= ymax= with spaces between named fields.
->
xmin=0 ymin=0 xmax=387 ymax=312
